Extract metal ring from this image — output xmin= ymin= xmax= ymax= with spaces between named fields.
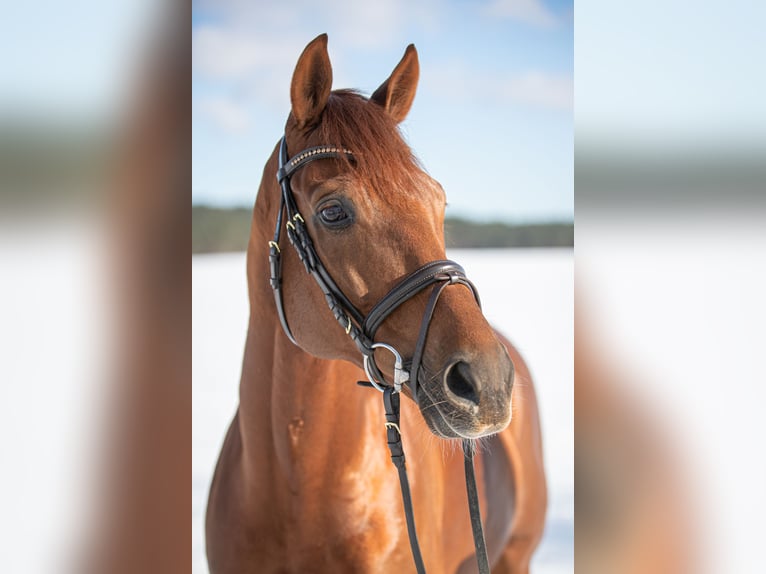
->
xmin=268 ymin=240 xmax=280 ymax=253
xmin=363 ymin=342 xmax=410 ymax=394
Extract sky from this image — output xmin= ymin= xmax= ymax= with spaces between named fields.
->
xmin=192 ymin=0 xmax=574 ymax=222
xmin=0 ymin=0 xmax=158 ymax=121
xmin=576 ymin=0 xmax=766 ymax=153
xmin=2 ymin=1 xmax=763 ymax=220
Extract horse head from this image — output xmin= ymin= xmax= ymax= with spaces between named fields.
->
xmin=262 ymin=34 xmax=514 ymax=439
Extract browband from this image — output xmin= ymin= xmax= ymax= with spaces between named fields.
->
xmin=277 ymin=143 xmax=354 ymax=183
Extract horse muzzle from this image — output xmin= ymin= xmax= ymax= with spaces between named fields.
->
xmin=417 ymin=347 xmax=515 ymax=439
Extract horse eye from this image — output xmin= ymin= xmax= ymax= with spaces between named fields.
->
xmin=318 ymin=203 xmax=350 ymax=226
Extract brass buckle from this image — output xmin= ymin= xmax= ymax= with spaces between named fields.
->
xmin=385 ymin=421 xmax=402 ymax=434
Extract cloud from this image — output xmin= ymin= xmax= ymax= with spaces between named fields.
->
xmin=192 ymin=0 xmax=449 ymax=118
xmin=192 ymin=25 xmax=299 ymax=109
xmin=197 ymin=97 xmax=251 ymax=134
xmin=503 ymin=72 xmax=573 ymax=110
xmin=193 ymin=0 xmax=443 ymax=69
xmin=424 ymin=62 xmax=572 ymax=111
xmin=193 ymin=26 xmax=296 ymax=80
xmin=332 ymin=2 xmax=405 ymax=48
xmin=484 ymin=0 xmax=559 ymax=28
xmin=193 ymin=26 xmax=260 ymax=79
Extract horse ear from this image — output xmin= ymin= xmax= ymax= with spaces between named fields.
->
xmin=370 ymin=44 xmax=419 ymax=123
xmin=290 ymin=34 xmax=333 ymax=129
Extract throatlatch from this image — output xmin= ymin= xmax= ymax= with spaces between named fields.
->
xmin=270 ymin=135 xmax=490 ymax=574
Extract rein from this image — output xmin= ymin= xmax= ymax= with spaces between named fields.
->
xmin=269 ymin=136 xmax=491 ymax=574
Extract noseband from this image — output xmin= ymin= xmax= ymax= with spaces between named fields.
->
xmin=268 ymin=136 xmax=490 ymax=574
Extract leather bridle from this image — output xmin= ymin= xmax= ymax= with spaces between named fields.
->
xmin=268 ymin=135 xmax=491 ymax=574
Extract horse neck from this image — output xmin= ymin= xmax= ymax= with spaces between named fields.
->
xmin=237 ymin=202 xmax=382 ymax=489
xmin=236 ymin=188 xmax=444 ymax=538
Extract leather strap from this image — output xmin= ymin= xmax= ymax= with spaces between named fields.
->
xmin=384 ymin=388 xmax=426 ymax=574
xmin=362 ymin=260 xmax=467 ymax=338
xmin=408 ymin=281 xmax=450 ymax=402
xmin=269 ymin=194 xmax=297 ymax=345
xmin=410 ymin=275 xmax=480 ymax=399
xmin=463 ymin=440 xmax=490 ymax=574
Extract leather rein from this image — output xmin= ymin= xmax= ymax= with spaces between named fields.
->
xmin=268 ymin=136 xmax=491 ymax=574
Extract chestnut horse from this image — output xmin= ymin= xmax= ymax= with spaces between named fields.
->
xmin=206 ymin=34 xmax=546 ymax=574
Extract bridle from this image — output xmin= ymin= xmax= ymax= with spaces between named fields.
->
xmin=268 ymin=135 xmax=491 ymax=574
xmin=270 ymin=136 xmax=479 ymax=398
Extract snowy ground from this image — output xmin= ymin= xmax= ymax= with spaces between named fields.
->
xmin=193 ymin=249 xmax=573 ymax=573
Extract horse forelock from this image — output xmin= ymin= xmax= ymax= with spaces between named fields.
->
xmin=310 ymin=89 xmax=427 ymax=202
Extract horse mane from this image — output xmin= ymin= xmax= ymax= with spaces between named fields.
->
xmin=313 ymin=89 xmax=425 ymax=199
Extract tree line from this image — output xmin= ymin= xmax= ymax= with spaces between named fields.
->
xmin=192 ymin=205 xmax=573 ymax=254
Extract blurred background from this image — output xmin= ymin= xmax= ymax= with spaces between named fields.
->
xmin=576 ymin=1 xmax=766 ymax=572
xmin=2 ymin=0 xmax=763 ymax=572
xmin=0 ymin=1 xmax=188 ymax=573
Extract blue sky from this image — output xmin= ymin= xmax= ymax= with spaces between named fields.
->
xmin=192 ymin=0 xmax=573 ymax=222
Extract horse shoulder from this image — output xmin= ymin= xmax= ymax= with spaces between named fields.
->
xmin=488 ymin=330 xmax=548 ymax=569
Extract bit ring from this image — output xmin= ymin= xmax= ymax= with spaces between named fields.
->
xmin=363 ymin=342 xmax=410 ymax=393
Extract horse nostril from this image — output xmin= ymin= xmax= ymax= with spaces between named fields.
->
xmin=445 ymin=361 xmax=479 ymax=406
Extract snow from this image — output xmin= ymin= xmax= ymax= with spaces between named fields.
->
xmin=192 ymin=248 xmax=573 ymax=573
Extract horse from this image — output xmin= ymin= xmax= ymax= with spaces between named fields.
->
xmin=206 ymin=34 xmax=546 ymax=574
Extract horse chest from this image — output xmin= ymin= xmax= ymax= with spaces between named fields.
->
xmin=260 ymin=428 xmax=418 ymax=572
xmin=252 ymin=480 xmax=410 ymax=573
